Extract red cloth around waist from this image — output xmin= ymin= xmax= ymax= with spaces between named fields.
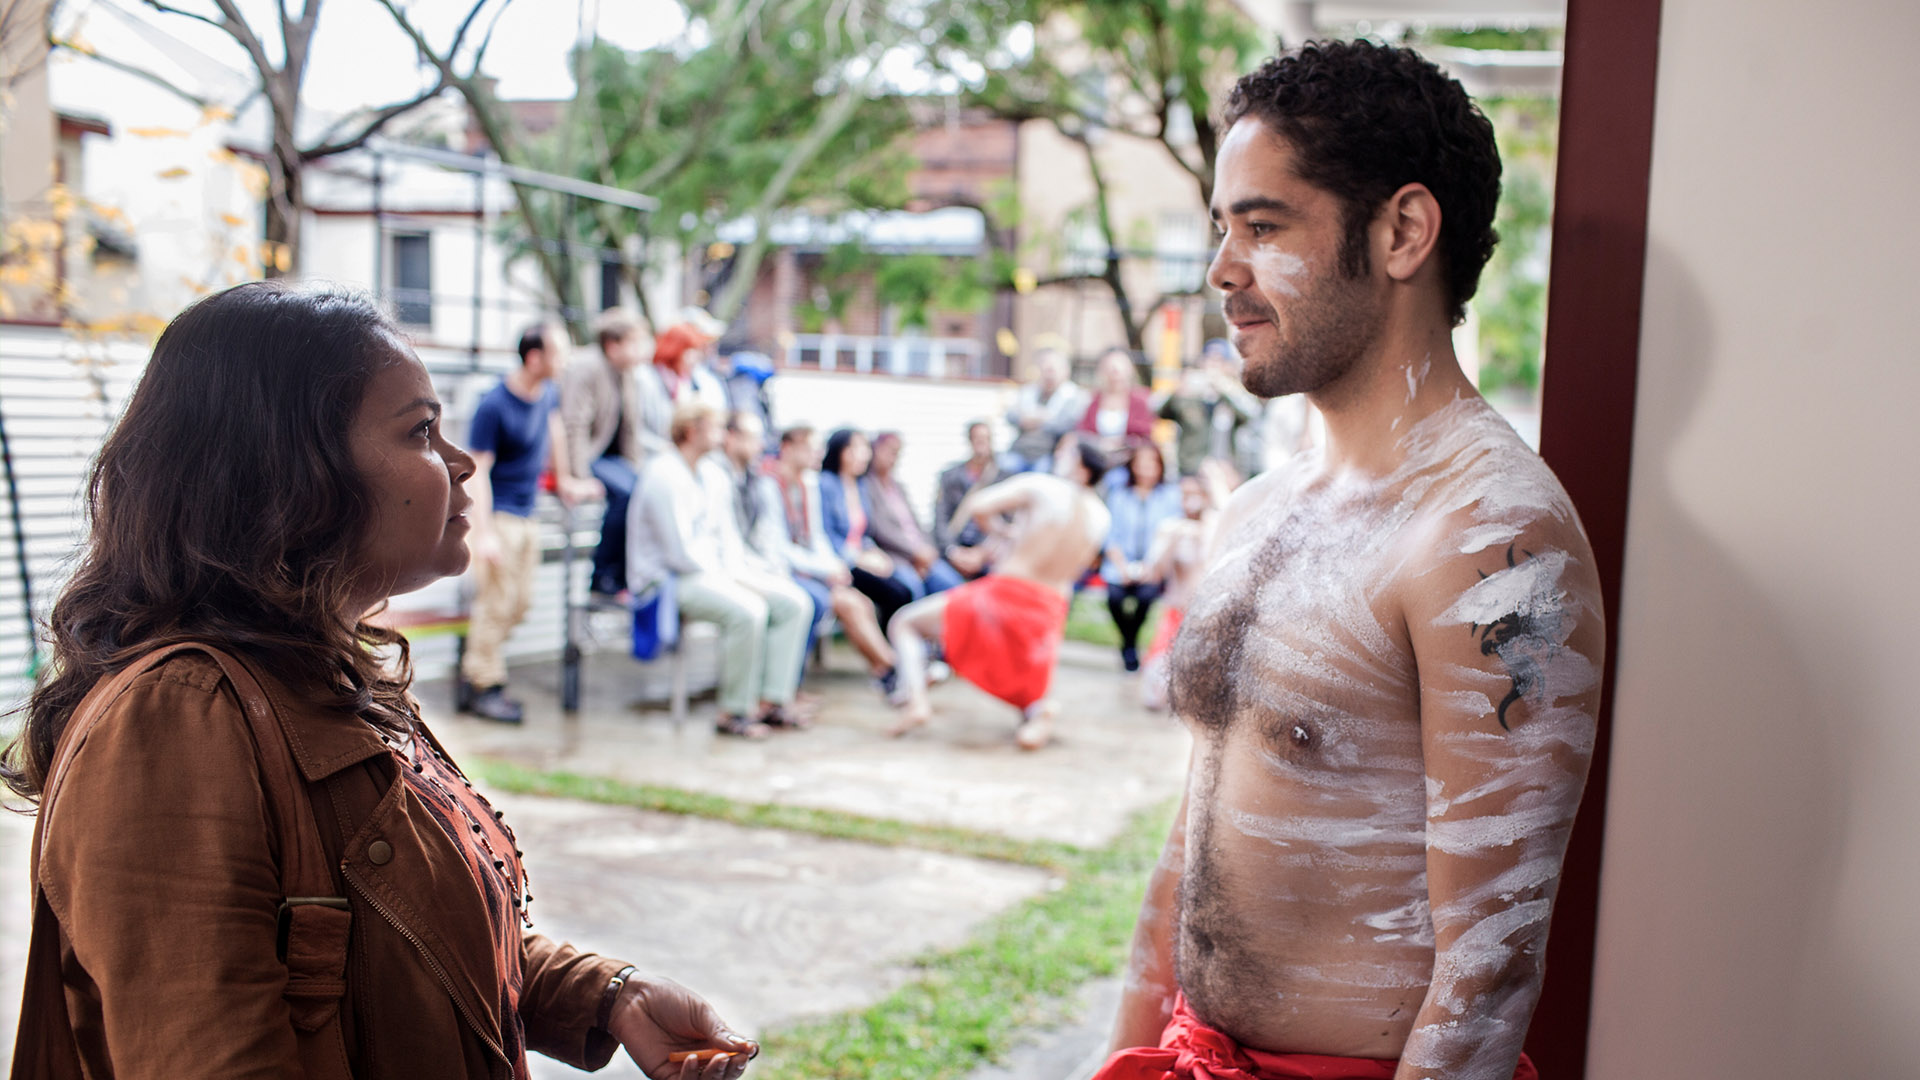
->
xmin=941 ymin=574 xmax=1070 ymax=709
xmin=1092 ymin=996 xmax=1539 ymax=1080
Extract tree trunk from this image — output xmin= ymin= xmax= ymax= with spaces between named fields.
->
xmin=263 ymin=150 xmax=300 ymax=277
xmin=711 ymin=81 xmax=864 ymax=321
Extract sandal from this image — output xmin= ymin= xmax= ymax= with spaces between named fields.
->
xmin=758 ymin=705 xmax=814 ymax=731
xmin=716 ymin=713 xmax=772 ymax=740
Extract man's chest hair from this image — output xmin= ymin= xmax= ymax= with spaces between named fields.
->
xmin=1167 ymin=493 xmax=1422 ymax=746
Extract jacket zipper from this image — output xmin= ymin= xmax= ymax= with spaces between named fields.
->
xmin=346 ymin=876 xmax=511 ymax=1069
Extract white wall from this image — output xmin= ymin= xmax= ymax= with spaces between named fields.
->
xmin=1587 ymin=1 xmax=1920 ymax=1076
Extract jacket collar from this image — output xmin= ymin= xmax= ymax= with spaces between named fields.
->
xmin=248 ymin=670 xmax=396 ymax=782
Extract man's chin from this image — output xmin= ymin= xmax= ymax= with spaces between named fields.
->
xmin=1240 ymin=354 xmax=1298 ymax=399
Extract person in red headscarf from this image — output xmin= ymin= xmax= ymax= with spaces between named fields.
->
xmin=635 ymin=319 xmax=731 ymax=457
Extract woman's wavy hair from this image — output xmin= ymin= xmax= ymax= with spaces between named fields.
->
xmin=3 ymin=281 xmax=421 ymax=800
xmin=820 ymin=427 xmax=868 ymax=477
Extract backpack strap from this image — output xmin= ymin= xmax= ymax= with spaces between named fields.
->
xmin=15 ymin=643 xmax=355 ymax=1078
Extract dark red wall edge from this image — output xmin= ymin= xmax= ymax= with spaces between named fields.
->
xmin=1524 ymin=0 xmax=1665 ymax=1076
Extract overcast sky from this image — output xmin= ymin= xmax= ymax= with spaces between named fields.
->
xmin=68 ymin=0 xmax=690 ymax=116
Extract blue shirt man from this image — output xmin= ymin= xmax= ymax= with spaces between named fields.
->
xmin=461 ymin=322 xmax=600 ymax=723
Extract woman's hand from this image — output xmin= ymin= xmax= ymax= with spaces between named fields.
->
xmin=855 ymin=548 xmax=894 ymax=577
xmin=608 ymin=974 xmax=758 ymax=1080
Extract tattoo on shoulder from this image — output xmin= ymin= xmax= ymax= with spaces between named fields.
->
xmin=1469 ymin=543 xmax=1537 ymax=732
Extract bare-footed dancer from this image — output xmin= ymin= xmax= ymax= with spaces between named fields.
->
xmin=884 ymin=437 xmax=1110 ymax=750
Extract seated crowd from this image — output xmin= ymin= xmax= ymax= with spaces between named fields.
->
xmin=461 ymin=308 xmax=1299 ymax=737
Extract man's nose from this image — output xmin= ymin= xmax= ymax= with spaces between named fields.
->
xmin=1206 ymin=242 xmax=1243 ymax=294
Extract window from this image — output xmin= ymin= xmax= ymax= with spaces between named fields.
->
xmin=391 ymin=233 xmax=432 ymax=327
xmin=1157 ymin=212 xmax=1208 ymax=293
xmin=600 ymin=258 xmax=622 ymax=311
xmin=1064 ymin=211 xmax=1106 ymax=278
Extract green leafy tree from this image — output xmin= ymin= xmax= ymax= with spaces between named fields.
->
xmin=966 ymin=0 xmax=1261 ymax=349
xmin=1473 ymin=98 xmax=1555 ymax=395
xmin=561 ymin=0 xmax=1017 ymax=323
xmin=1413 ymin=25 xmax=1563 ymax=395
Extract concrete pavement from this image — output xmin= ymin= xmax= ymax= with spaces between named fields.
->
xmin=0 ymin=639 xmax=1189 ymax=1078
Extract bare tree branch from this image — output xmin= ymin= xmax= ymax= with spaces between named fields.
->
xmin=51 ymin=37 xmax=212 ymax=107
xmin=447 ymin=0 xmax=492 ymax=61
xmin=201 ymin=0 xmax=278 ymax=85
xmin=469 ymin=0 xmax=513 ymax=72
xmin=299 ymin=82 xmax=446 ymax=159
xmin=140 ymin=0 xmax=226 ymax=36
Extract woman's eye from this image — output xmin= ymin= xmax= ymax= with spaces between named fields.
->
xmin=411 ymin=419 xmax=434 ymax=440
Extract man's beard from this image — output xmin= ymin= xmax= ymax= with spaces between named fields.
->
xmin=1232 ymin=269 xmax=1383 ymax=399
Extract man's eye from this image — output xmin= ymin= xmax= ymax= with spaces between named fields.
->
xmin=1248 ymin=222 xmax=1276 ymax=238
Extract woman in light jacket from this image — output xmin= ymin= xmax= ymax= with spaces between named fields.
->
xmin=3 ymin=283 xmax=754 ymax=1080
xmin=817 ymin=427 xmax=915 ymax=633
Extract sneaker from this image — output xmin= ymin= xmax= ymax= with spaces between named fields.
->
xmin=1121 ymin=646 xmax=1140 ymax=673
xmin=468 ymin=685 xmax=525 ymax=725
xmin=927 ymin=660 xmax=953 ymax=685
xmin=456 ymin=678 xmax=477 ymax=713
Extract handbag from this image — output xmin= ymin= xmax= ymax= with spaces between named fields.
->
xmin=10 ymin=643 xmax=353 ymax=1079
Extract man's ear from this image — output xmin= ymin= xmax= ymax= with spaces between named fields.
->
xmin=1380 ymin=182 xmax=1443 ymax=284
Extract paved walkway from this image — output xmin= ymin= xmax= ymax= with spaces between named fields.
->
xmin=425 ymin=639 xmax=1189 ymax=850
xmin=1 ymin=639 xmax=1189 ymax=1078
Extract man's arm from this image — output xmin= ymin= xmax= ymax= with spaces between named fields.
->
xmin=467 ymin=450 xmax=501 ymax=565
xmin=1109 ymin=781 xmax=1189 ymax=1053
xmin=547 ymin=411 xmax=602 ymax=505
xmin=1397 ymin=516 xmax=1605 ymax=1080
xmin=559 ymin=364 xmax=598 ymax=479
xmin=952 ymin=472 xmax=1047 ymax=531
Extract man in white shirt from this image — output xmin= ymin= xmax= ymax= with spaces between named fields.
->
xmin=1004 ymin=347 xmax=1087 ymax=473
xmin=627 ymin=401 xmax=812 ymax=737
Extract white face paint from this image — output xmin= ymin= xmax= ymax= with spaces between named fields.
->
xmin=1167 ymin=394 xmax=1599 ymax=1068
xmin=1253 ymin=250 xmax=1309 ymax=299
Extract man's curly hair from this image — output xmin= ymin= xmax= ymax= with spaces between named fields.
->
xmin=1223 ymin=40 xmax=1502 ymax=326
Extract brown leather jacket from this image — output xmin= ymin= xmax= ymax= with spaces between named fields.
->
xmin=26 ymin=651 xmax=627 ymax=1078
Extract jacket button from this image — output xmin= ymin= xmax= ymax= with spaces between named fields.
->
xmin=367 ymin=840 xmax=393 ymax=865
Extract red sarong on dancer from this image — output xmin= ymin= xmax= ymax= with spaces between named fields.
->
xmin=941 ymin=575 xmax=1070 ymax=709
xmin=1092 ymin=996 xmax=1539 ymax=1080
xmin=1146 ymin=605 xmax=1184 ymax=663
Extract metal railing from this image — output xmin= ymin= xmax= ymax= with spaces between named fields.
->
xmin=784 ymin=333 xmax=990 ymax=379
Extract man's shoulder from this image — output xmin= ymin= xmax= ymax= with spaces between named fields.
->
xmin=1396 ymin=398 xmax=1593 ymax=586
xmin=563 ymin=355 xmax=614 ymax=393
xmin=475 ymin=378 xmax=519 ymax=411
xmin=1409 ymin=399 xmax=1583 ymax=542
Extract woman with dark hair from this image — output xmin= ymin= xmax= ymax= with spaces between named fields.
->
xmin=1076 ymin=347 xmax=1155 ymax=478
xmin=3 ymin=282 xmax=755 ymax=1079
xmin=817 ymin=428 xmax=915 ymax=634
xmin=1101 ymin=440 xmax=1183 ymax=672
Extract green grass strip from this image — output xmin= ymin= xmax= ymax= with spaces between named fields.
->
xmin=754 ymin=801 xmax=1173 ymax=1080
xmin=1064 ymin=590 xmax=1165 ymax=650
xmin=471 ymin=758 xmax=1086 ymax=871
xmin=471 ymin=757 xmax=1175 ymax=1080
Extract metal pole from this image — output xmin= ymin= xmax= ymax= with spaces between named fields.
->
xmin=471 ymin=162 xmax=485 ymax=370
xmin=560 ymin=501 xmax=581 ymax=713
xmin=0 ymin=395 xmax=38 ymax=676
xmin=371 ymin=148 xmax=386 ymax=306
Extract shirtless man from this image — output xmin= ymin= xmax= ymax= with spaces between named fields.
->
xmin=885 ymin=438 xmax=1111 ymax=750
xmin=1104 ymin=42 xmax=1604 ymax=1080
xmin=1138 ymin=465 xmax=1232 ymax=713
